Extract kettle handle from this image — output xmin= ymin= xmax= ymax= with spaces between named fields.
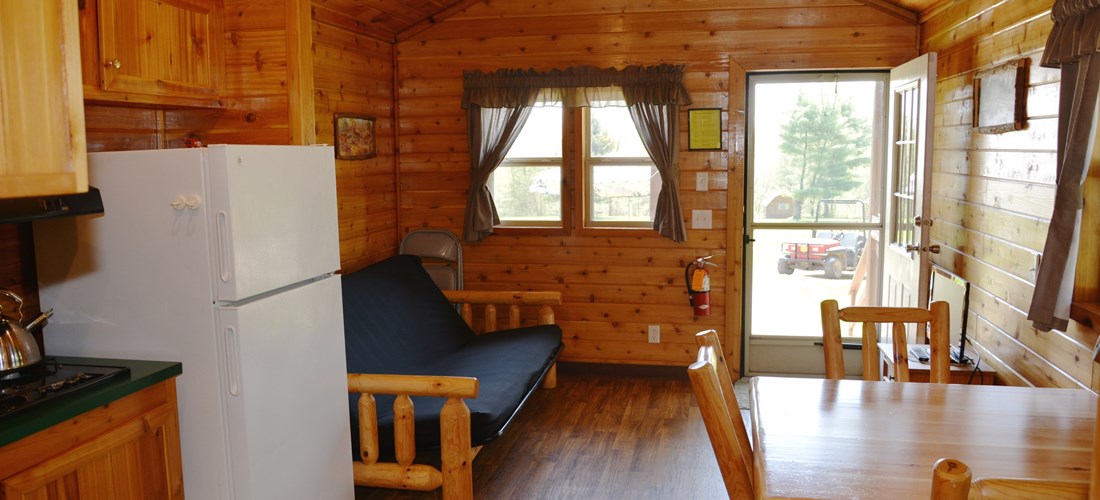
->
xmin=0 ymin=290 xmax=24 ymax=322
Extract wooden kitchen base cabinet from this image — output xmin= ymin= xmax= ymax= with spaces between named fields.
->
xmin=0 ymin=379 xmax=184 ymax=499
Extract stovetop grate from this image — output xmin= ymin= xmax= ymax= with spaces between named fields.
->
xmin=0 ymin=358 xmax=130 ymax=419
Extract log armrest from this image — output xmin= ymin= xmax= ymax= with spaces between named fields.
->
xmin=348 ymin=373 xmax=480 ymax=500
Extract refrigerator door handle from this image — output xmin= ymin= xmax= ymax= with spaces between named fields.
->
xmin=216 ymin=211 xmax=233 ymax=283
xmin=224 ymin=325 xmax=241 ymax=396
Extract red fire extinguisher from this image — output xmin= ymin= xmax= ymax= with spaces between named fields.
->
xmin=685 ymin=256 xmax=717 ymax=316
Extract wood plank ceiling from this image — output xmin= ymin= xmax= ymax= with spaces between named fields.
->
xmin=318 ymin=0 xmax=940 ymax=42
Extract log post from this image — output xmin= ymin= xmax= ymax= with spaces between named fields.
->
xmin=440 ymin=397 xmax=473 ymax=500
xmin=509 ymin=305 xmax=521 ymax=329
xmin=394 ymin=395 xmax=416 ymax=466
xmin=358 ymin=393 xmax=379 ymax=464
xmin=931 ymin=458 xmax=971 ymax=500
xmin=485 ymin=304 xmax=497 ymax=333
xmin=461 ymin=303 xmax=473 ymax=328
xmin=538 ymin=305 xmax=554 ymax=325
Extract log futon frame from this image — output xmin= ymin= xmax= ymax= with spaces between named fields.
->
xmin=342 ymin=255 xmax=563 ymax=499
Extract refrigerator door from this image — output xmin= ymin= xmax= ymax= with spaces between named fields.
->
xmin=205 ymin=145 xmax=341 ymax=302
xmin=216 ymin=275 xmax=353 ymax=500
xmin=35 ymin=148 xmax=234 ymax=499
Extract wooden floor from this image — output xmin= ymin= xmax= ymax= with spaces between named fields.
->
xmin=355 ymin=362 xmax=727 ymax=499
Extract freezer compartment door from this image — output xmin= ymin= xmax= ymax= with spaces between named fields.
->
xmin=216 ymin=275 xmax=352 ymax=500
xmin=206 ymin=145 xmax=341 ymax=302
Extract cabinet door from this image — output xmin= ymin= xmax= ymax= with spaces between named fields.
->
xmin=0 ymin=403 xmax=184 ymax=499
xmin=97 ymin=0 xmax=224 ymax=100
xmin=0 ymin=0 xmax=88 ymax=198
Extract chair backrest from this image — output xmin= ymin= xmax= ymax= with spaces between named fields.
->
xmin=930 ymin=458 xmax=971 ymax=499
xmin=929 ymin=380 xmax=1099 ymax=498
xmin=694 ymin=329 xmax=751 ymax=474
xmin=820 ymin=299 xmax=950 ymax=383
xmin=688 ymin=343 xmax=754 ymax=499
xmin=931 ymin=457 xmax=1088 ymax=499
xmin=400 ymin=229 xmax=463 ymax=290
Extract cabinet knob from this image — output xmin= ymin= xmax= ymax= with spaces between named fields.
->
xmin=104 ymin=59 xmax=121 ymax=70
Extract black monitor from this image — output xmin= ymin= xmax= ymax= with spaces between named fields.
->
xmin=929 ymin=265 xmax=971 ymax=364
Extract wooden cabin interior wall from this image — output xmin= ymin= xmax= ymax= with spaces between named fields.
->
xmin=4 ymin=0 xmax=1097 ymax=388
xmin=311 ymin=3 xmax=399 ymax=273
xmin=393 ymin=0 xmax=918 ymax=367
xmin=0 ymin=1 xmax=398 ymax=310
xmin=921 ymin=0 xmax=1098 ymax=389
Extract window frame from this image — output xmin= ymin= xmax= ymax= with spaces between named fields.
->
xmin=582 ymin=107 xmax=659 ymax=229
xmin=490 ymin=106 xmax=662 ymax=235
xmin=490 ymin=106 xmax=570 ymax=230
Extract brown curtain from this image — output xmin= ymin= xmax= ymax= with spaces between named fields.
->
xmin=461 ymin=65 xmax=693 ymax=242
xmin=1028 ymin=0 xmax=1100 ymax=331
xmin=622 ymin=66 xmax=692 ymax=241
xmin=463 ymin=104 xmax=535 ymax=242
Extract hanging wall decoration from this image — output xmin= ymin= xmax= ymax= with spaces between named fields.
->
xmin=973 ymin=58 xmax=1029 ymax=134
xmin=334 ymin=113 xmax=378 ymax=159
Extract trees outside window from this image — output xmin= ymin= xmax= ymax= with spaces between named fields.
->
xmin=775 ymin=92 xmax=871 ymax=220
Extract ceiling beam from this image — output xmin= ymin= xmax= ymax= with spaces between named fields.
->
xmin=854 ymin=0 xmax=919 ymax=24
xmin=395 ymin=0 xmax=487 ymax=43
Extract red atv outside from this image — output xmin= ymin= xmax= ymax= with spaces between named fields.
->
xmin=777 ymin=200 xmax=866 ymax=280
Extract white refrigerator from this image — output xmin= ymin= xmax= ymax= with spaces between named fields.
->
xmin=33 ymin=145 xmax=354 ymax=500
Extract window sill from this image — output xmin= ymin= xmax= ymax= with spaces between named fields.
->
xmin=1070 ymin=302 xmax=1100 ymax=331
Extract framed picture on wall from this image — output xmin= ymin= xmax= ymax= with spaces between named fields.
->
xmin=334 ymin=113 xmax=377 ymax=160
xmin=688 ymin=108 xmax=722 ymax=150
xmin=973 ymin=58 xmax=1029 ymax=134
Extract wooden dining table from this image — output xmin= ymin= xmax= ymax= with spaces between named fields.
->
xmin=749 ymin=376 xmax=1096 ymax=499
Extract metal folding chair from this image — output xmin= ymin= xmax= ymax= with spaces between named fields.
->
xmin=399 ymin=229 xmax=463 ymax=290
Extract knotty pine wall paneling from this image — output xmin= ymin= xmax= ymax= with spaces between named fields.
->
xmin=920 ymin=0 xmax=1098 ymax=389
xmin=394 ymin=0 xmax=918 ymax=368
xmin=1 ymin=0 xmax=393 ymax=326
xmin=311 ymin=3 xmax=399 ymax=272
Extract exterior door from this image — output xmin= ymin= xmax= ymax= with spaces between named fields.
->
xmin=882 ymin=53 xmax=937 ymax=312
xmin=743 ymin=72 xmax=888 ymax=376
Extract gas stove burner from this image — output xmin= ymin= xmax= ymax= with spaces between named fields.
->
xmin=0 ymin=358 xmax=129 ymax=419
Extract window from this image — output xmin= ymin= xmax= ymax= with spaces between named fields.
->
xmin=585 ymin=106 xmax=659 ymax=228
xmin=489 ymin=105 xmax=659 ymax=230
xmin=488 ymin=106 xmax=563 ymax=227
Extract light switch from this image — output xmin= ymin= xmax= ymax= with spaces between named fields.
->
xmin=696 ymin=172 xmax=709 ymax=191
xmin=692 ymin=209 xmax=712 ymax=229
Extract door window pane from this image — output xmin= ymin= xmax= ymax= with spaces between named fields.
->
xmin=747 ymin=73 xmax=887 ymax=342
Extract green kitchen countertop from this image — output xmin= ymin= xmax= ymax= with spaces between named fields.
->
xmin=0 ymin=357 xmax=182 ymax=448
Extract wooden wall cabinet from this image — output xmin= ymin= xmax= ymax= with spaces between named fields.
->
xmin=80 ymin=0 xmax=226 ymax=108
xmin=0 ymin=380 xmax=184 ymax=499
xmin=0 ymin=0 xmax=89 ymax=198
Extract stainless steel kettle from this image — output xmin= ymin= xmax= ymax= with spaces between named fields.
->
xmin=0 ymin=289 xmax=45 ymax=372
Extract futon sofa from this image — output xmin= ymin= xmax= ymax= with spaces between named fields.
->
xmin=342 ymin=254 xmax=563 ymax=499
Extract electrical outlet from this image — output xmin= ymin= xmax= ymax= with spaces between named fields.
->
xmin=695 ymin=172 xmax=708 ymax=191
xmin=691 ymin=209 xmax=712 ymax=229
xmin=647 ymin=325 xmax=660 ymax=343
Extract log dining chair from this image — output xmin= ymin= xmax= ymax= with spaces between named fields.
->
xmin=927 ymin=365 xmax=1099 ymax=500
xmin=688 ymin=342 xmax=754 ymax=499
xmin=930 ymin=457 xmax=1089 ymax=499
xmin=820 ymin=299 xmax=951 ymax=383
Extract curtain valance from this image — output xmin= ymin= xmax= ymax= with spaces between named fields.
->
xmin=461 ymin=64 xmax=693 ymax=108
xmin=1042 ymin=0 xmax=1100 ymax=66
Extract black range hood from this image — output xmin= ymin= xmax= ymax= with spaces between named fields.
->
xmin=0 ymin=187 xmax=104 ymax=224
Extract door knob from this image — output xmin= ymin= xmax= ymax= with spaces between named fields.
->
xmin=104 ymin=59 xmax=121 ymax=69
xmin=904 ymin=244 xmax=940 ymax=254
xmin=913 ymin=216 xmax=932 ymax=227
